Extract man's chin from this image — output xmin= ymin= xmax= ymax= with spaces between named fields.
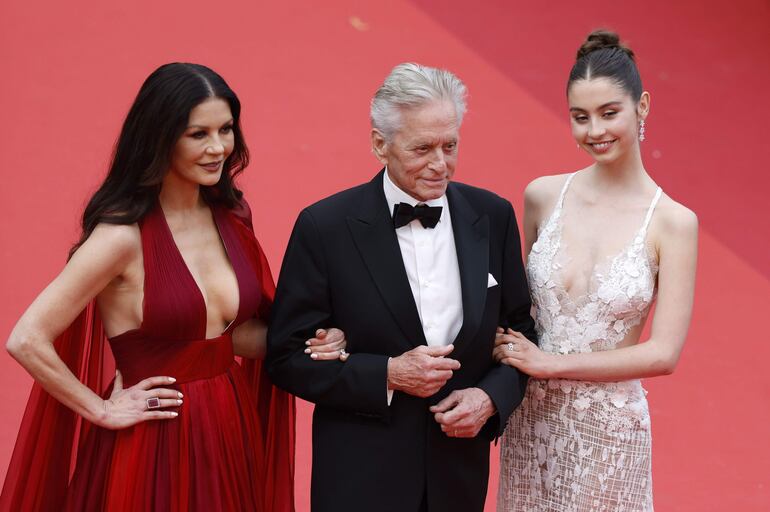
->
xmin=414 ymin=183 xmax=449 ymax=201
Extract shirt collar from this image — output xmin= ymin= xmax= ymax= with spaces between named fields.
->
xmin=383 ymin=167 xmax=447 ymax=221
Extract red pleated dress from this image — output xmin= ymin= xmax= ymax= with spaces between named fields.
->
xmin=1 ymin=202 xmax=295 ymax=512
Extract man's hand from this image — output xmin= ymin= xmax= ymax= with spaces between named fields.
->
xmin=387 ymin=344 xmax=460 ymax=398
xmin=429 ymin=387 xmax=496 ymax=438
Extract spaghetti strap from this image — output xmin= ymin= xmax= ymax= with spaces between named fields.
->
xmin=501 ymin=184 xmax=661 ymax=512
xmin=640 ymin=187 xmax=663 ymax=235
xmin=555 ymin=172 xmax=578 ymax=212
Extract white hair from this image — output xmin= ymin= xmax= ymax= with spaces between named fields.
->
xmin=370 ymin=62 xmax=467 ymax=140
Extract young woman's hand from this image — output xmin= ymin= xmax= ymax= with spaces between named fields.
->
xmin=493 ymin=328 xmax=554 ymax=379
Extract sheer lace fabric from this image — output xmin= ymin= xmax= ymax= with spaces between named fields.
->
xmin=498 ymin=173 xmax=661 ymax=511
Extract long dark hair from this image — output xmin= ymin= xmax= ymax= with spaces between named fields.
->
xmin=567 ymin=30 xmax=643 ymax=102
xmin=70 ymin=62 xmax=249 ymax=258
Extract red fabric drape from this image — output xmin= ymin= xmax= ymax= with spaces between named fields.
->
xmin=0 ymin=200 xmax=295 ymax=511
xmin=230 ymin=201 xmax=296 ymax=512
xmin=0 ymin=303 xmax=113 ymax=511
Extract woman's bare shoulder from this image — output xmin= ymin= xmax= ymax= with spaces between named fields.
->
xmin=89 ymin=222 xmax=140 ymax=248
xmin=524 ymin=172 xmax=576 ymax=211
xmin=73 ymin=223 xmax=142 ymax=269
xmin=655 ymin=193 xmax=698 ymax=236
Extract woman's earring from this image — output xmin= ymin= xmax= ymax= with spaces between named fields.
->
xmin=639 ymin=119 xmax=646 ymax=142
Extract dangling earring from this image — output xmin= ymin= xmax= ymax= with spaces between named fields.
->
xmin=638 ymin=119 xmax=646 ymax=142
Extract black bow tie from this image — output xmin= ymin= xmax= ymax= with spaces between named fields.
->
xmin=392 ymin=202 xmax=442 ymax=229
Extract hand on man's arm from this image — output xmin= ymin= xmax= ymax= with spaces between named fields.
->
xmin=267 ymin=209 xmax=391 ymax=416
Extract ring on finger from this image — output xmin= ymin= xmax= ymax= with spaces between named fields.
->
xmin=339 ymin=349 xmax=348 ymax=359
xmin=146 ymin=397 xmax=161 ymax=410
xmin=507 ymin=342 xmax=515 ymax=352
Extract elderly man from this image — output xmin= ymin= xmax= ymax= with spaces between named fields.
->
xmin=266 ymin=63 xmax=536 ymax=512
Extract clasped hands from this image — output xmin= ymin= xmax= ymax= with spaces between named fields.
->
xmin=304 ymin=331 xmax=507 ymax=438
xmin=387 ymin=344 xmax=496 ymax=439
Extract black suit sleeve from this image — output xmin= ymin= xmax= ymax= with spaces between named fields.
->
xmin=266 ymin=209 xmax=391 ymax=417
xmin=475 ymin=201 xmax=537 ymax=438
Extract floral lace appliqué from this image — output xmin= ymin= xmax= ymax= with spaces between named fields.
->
xmin=498 ymin=174 xmax=661 ymax=512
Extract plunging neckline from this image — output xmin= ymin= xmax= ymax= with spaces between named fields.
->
xmin=549 ymin=221 xmax=656 ymax=309
xmin=533 ymin=172 xmax=662 ymax=309
xmin=157 ymin=203 xmax=241 ymax=340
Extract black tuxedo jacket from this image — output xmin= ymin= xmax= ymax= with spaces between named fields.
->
xmin=266 ymin=170 xmax=536 ymax=512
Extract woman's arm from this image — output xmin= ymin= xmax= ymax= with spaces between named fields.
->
xmin=232 ymin=318 xmax=268 ymax=359
xmin=495 ymin=202 xmax=698 ymax=381
xmin=6 ymin=224 xmax=180 ymax=428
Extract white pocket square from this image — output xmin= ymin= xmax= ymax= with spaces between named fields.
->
xmin=487 ymin=273 xmax=498 ymax=288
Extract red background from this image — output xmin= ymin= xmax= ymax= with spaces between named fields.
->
xmin=1 ymin=1 xmax=768 ymax=510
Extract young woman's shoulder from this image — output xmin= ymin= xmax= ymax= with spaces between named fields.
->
xmin=655 ymin=193 xmax=698 ymax=237
xmin=524 ymin=172 xmax=575 ymax=214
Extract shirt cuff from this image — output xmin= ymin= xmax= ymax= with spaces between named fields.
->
xmin=386 ymin=357 xmax=394 ymax=406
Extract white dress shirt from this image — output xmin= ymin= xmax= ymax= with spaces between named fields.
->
xmin=383 ymin=170 xmax=464 ymax=404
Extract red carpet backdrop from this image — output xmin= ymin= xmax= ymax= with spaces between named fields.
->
xmin=1 ymin=0 xmax=768 ymax=510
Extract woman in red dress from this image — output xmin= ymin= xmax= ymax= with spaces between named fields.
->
xmin=0 ymin=63 xmax=345 ymax=511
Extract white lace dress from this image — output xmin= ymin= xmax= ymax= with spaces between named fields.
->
xmin=498 ymin=173 xmax=662 ymax=511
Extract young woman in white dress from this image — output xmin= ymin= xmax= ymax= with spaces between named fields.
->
xmin=495 ymin=30 xmax=698 ymax=511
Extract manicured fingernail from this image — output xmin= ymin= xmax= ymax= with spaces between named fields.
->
xmin=177 ymin=400 xmax=183 ymax=405
xmin=304 ymin=348 xmax=311 ymax=354
xmin=177 ymin=392 xmax=183 ymax=398
xmin=310 ymin=353 xmax=318 ymax=359
xmin=305 ymin=340 xmax=311 ymax=346
xmin=316 ymin=329 xmax=323 ymax=336
xmin=171 ymin=412 xmax=179 ymax=417
xmin=168 ymin=377 xmax=176 ymax=382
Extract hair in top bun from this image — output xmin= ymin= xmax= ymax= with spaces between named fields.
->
xmin=568 ymin=29 xmax=643 ymax=101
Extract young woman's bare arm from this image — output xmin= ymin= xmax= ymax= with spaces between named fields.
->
xmin=495 ymin=202 xmax=698 ymax=381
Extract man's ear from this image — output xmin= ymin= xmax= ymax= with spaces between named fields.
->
xmin=371 ymin=129 xmax=388 ymax=165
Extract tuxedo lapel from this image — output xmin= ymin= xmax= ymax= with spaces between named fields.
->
xmin=347 ymin=171 xmax=427 ymax=347
xmin=447 ymin=184 xmax=489 ymax=356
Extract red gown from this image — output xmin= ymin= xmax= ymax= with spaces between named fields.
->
xmin=0 ymin=202 xmax=295 ymax=512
